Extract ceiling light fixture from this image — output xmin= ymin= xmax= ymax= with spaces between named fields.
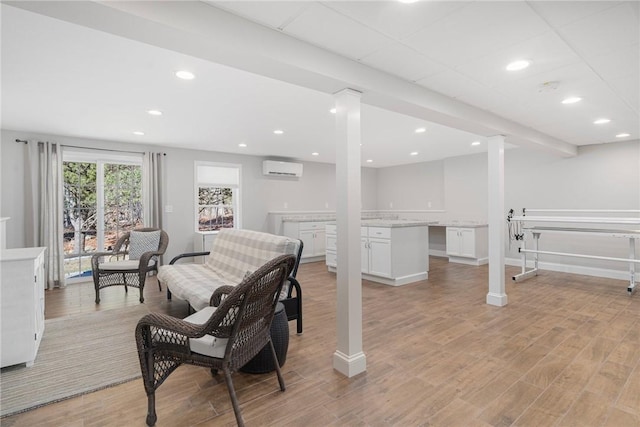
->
xmin=506 ymin=60 xmax=531 ymax=71
xmin=329 ymin=108 xmax=337 ymax=114
xmin=147 ymin=109 xmax=163 ymax=116
xmin=471 ymin=141 xmax=481 ymax=146
xmin=366 ymin=159 xmax=373 ymax=163
xmin=133 ymin=131 xmax=145 ymax=136
xmin=238 ymin=143 xmax=247 ymax=148
xmin=561 ymin=97 xmax=582 ymax=104
xmin=175 ymin=70 xmax=195 ymax=80
xmin=273 ymin=129 xmax=284 ymax=135
xmin=311 ymin=152 xmax=319 ymax=156
xmin=398 ymin=0 xmax=419 ymax=3
xmin=593 ymin=118 xmax=611 ymax=124
xmin=410 ymin=151 xmax=419 ymax=156
xmin=415 ymin=127 xmax=426 ymax=133
xmin=616 ymin=133 xmax=630 ymax=138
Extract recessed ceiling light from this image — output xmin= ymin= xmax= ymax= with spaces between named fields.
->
xmin=398 ymin=0 xmax=419 ymax=3
xmin=366 ymin=159 xmax=373 ymax=163
xmin=415 ymin=127 xmax=426 ymax=133
xmin=147 ymin=109 xmax=163 ymax=116
xmin=593 ymin=118 xmax=611 ymax=124
xmin=238 ymin=143 xmax=247 ymax=148
xmin=175 ymin=70 xmax=195 ymax=80
xmin=506 ymin=60 xmax=531 ymax=71
xmin=471 ymin=141 xmax=481 ymax=146
xmin=561 ymin=97 xmax=582 ymax=104
xmin=616 ymin=133 xmax=630 ymax=138
xmin=133 ymin=131 xmax=145 ymax=136
xmin=273 ymin=130 xmax=284 ymax=135
xmin=410 ymin=151 xmax=419 ymax=156
xmin=329 ymin=108 xmax=337 ymax=114
xmin=311 ymin=152 xmax=319 ymax=156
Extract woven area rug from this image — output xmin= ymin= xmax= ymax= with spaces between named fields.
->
xmin=0 ymin=305 xmax=150 ymax=417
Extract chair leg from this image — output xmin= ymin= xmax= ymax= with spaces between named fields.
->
xmin=145 ymin=392 xmax=157 ymax=426
xmin=269 ymin=340 xmax=286 ymax=392
xmin=144 ymin=350 xmax=157 ymax=425
xmin=223 ymin=367 xmax=245 ymax=427
xmin=139 ymin=271 xmax=145 ymax=303
xmin=94 ymin=288 xmax=100 ymax=304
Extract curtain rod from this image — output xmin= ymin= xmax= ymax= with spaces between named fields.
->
xmin=15 ymin=139 xmax=166 ymax=155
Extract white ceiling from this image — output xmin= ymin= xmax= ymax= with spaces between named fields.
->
xmin=1 ymin=1 xmax=638 ymax=168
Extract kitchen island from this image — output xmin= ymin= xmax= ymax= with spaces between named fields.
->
xmin=325 ymin=220 xmax=432 ymax=286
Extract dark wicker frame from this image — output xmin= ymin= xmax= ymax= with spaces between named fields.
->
xmin=91 ymin=228 xmax=169 ymax=304
xmin=165 ymin=239 xmax=304 ymax=334
xmin=135 ymin=254 xmax=296 ymax=427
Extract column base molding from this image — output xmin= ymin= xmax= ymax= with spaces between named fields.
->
xmin=333 ymin=350 xmax=366 ymax=377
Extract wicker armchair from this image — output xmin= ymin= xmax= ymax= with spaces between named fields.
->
xmin=91 ymin=228 xmax=169 ymax=304
xmin=135 ymin=254 xmax=296 ymax=427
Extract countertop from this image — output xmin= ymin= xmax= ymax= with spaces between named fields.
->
xmin=431 ymin=221 xmax=488 ymax=228
xmin=282 ymin=214 xmax=397 ymax=222
xmin=281 ymin=214 xmax=487 ymax=228
xmin=326 ymin=219 xmax=434 ymax=228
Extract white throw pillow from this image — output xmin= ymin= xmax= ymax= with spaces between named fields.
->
xmin=128 ymin=230 xmax=161 ymax=260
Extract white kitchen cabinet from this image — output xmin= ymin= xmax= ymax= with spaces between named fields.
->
xmin=1 ymin=247 xmax=46 ymax=368
xmin=366 ymin=237 xmax=391 ymax=277
xmin=446 ymin=226 xmax=488 ymax=265
xmin=283 ymin=221 xmax=327 ymax=262
xmin=326 ymin=223 xmax=428 ymax=286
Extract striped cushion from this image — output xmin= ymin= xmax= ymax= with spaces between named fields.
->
xmin=206 ymin=229 xmax=298 ymax=285
xmin=158 ymin=263 xmax=236 ymax=311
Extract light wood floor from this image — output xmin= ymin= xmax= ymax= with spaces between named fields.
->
xmin=2 ymin=258 xmax=639 ymax=426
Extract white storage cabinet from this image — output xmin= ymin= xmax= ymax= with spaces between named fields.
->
xmin=326 ymin=224 xmax=428 ymax=286
xmin=1 ymin=247 xmax=46 ymax=368
xmin=361 ymin=227 xmax=392 ymax=277
xmin=283 ymin=221 xmax=327 ymax=262
xmin=445 ymin=226 xmax=488 ymax=265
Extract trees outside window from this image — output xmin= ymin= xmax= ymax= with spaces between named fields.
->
xmin=195 ymin=162 xmax=241 ymax=232
xmin=62 ymin=152 xmax=142 ymax=279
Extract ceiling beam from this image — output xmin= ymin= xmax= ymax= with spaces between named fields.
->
xmin=8 ymin=0 xmax=577 ymax=157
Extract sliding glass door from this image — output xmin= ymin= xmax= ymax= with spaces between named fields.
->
xmin=62 ymin=151 xmax=143 ymax=281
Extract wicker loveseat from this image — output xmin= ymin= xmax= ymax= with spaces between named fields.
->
xmin=157 ymin=229 xmax=304 ymax=333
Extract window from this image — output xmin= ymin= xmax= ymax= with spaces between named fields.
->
xmin=62 ymin=149 xmax=143 ymax=280
xmin=195 ymin=162 xmax=241 ymax=232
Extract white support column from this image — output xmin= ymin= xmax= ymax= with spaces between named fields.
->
xmin=487 ymin=135 xmax=508 ymax=306
xmin=333 ymin=88 xmax=366 ymax=377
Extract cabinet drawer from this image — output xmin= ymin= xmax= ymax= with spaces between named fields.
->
xmin=368 ymin=227 xmax=391 ymax=239
xmin=361 ymin=227 xmax=368 ymax=237
xmin=326 ymin=234 xmax=337 ymax=251
xmin=326 ymin=224 xmax=336 ymax=234
xmin=299 ymin=221 xmax=325 ymax=231
xmin=326 ymin=250 xmax=337 ymax=267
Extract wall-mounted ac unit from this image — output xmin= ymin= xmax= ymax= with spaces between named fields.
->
xmin=262 ymin=160 xmax=303 ymax=177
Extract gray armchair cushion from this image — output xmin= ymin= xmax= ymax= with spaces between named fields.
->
xmin=129 ymin=230 xmax=161 ymax=260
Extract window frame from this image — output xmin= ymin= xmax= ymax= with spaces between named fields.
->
xmin=194 ymin=161 xmax=242 ymax=233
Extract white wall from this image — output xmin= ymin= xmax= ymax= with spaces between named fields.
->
xmin=1 ymin=129 xmax=378 ymax=263
xmin=376 ymin=160 xmax=444 ymax=211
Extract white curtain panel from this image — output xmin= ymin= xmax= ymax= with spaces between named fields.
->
xmin=24 ymin=141 xmax=65 ymax=289
xmin=143 ymin=152 xmax=164 ymax=229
